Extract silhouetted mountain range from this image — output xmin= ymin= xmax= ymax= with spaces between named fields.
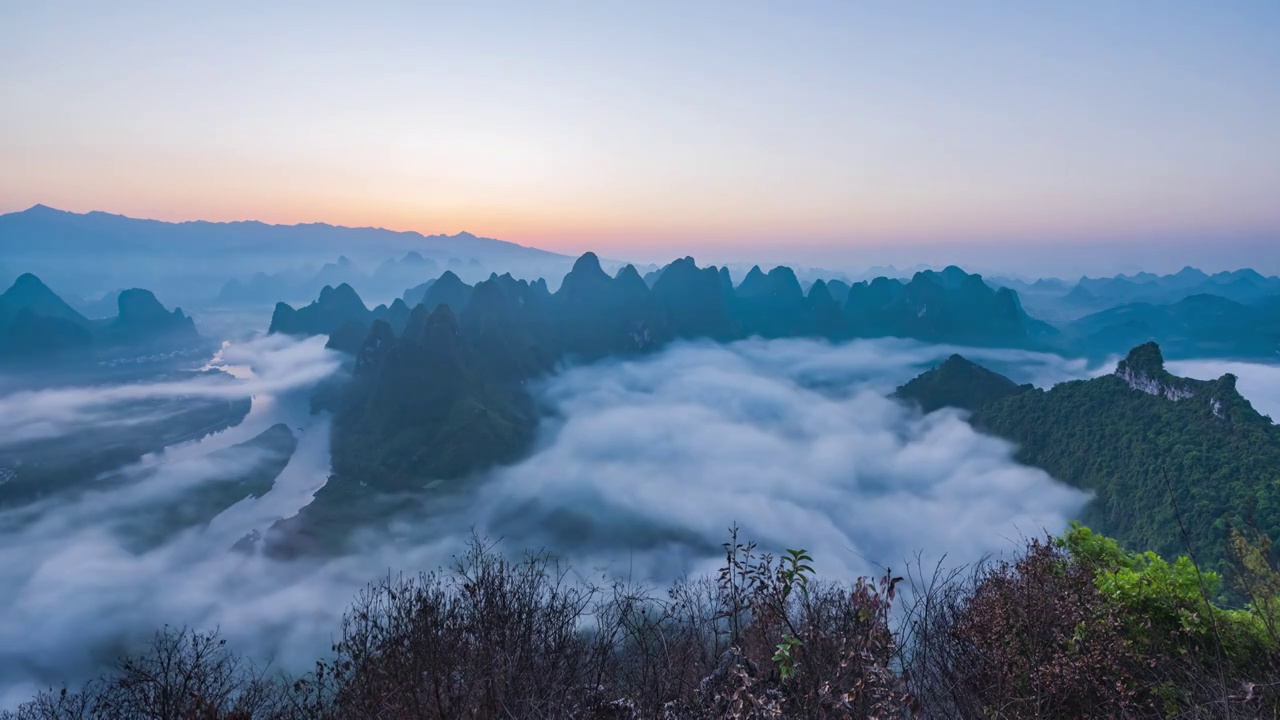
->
xmin=264 ymin=254 xmax=1057 ymax=552
xmin=254 ymin=254 xmax=1280 ymax=551
xmin=370 ymin=251 xmax=439 ymax=292
xmin=0 ymin=205 xmax=566 ymax=265
xmin=215 ymin=270 xmax=312 ymax=305
xmin=1073 ymin=267 xmax=1280 ymax=305
xmin=967 ymin=267 xmax=1280 ymax=359
xmin=993 ymin=266 xmax=1280 ymax=327
xmin=268 ymin=283 xmax=415 ymax=354
xmin=0 ymin=274 xmax=201 ymax=364
xmin=218 ymin=254 xmax=474 ymax=308
xmin=0 ymin=205 xmax=574 ymax=307
xmin=845 ymin=267 xmax=1056 ymax=346
xmin=1063 ymin=294 xmax=1280 ymax=360
xmin=280 ymin=254 xmax=1053 ymax=356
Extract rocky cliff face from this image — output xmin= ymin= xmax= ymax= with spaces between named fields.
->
xmin=1114 ymin=342 xmax=1195 ymax=401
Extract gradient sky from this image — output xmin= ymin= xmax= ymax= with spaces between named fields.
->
xmin=2 ymin=1 xmax=1278 ymax=269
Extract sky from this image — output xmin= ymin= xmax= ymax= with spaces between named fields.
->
xmin=1 ymin=1 xmax=1279 ymax=269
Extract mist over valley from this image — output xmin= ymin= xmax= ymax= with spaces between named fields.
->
xmin=2 ymin=242 xmax=1280 ymax=714
xmin=3 ymin=3 xmax=1278 ymax=712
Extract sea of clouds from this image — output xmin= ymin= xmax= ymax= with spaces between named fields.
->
xmin=0 ymin=334 xmax=1274 ymax=708
xmin=473 ymin=338 xmax=1096 ymax=581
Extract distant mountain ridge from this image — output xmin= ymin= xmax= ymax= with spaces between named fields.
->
xmin=272 ymin=254 xmax=1050 ymax=354
xmin=0 ymin=204 xmax=566 ymax=262
xmin=1063 ymin=293 xmax=1280 ymax=360
xmin=0 ymin=205 xmax=574 ymax=306
xmin=218 ymin=253 xmax=493 ymax=308
xmin=264 ymin=253 xmax=1053 ymax=554
xmin=983 ymin=265 xmax=1280 ymax=358
xmin=993 ymin=266 xmax=1280 ymax=298
xmin=227 ymin=254 xmax=1280 ymax=556
xmin=0 ymin=273 xmax=201 ymax=364
xmin=845 ymin=267 xmax=1056 ymax=347
xmin=994 ymin=265 xmax=1280 ymax=327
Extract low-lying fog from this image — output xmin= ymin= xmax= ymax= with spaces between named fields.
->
xmin=1 ymin=335 xmax=1276 ymax=707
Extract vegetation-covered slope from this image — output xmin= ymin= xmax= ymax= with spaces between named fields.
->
xmin=898 ymin=342 xmax=1280 ymax=572
xmin=892 ymin=353 xmax=1033 ymax=413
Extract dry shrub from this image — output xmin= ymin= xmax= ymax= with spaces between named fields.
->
xmin=13 ymin=529 xmax=1280 ymax=719
xmin=900 ymin=536 xmax=1280 ymax=719
xmin=4 ymin=628 xmax=286 ymax=720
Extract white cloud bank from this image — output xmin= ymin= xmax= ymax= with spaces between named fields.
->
xmin=473 ymin=338 xmax=1094 ymax=580
xmin=0 ymin=334 xmax=340 ymax=448
xmin=10 ymin=336 xmax=1269 ymax=708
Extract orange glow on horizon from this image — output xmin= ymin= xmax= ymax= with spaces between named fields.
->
xmin=4 ymin=191 xmax=1274 ymax=261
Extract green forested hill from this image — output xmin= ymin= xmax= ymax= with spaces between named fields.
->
xmin=892 ymin=353 xmax=1033 ymax=413
xmin=898 ymin=342 xmax=1280 ymax=572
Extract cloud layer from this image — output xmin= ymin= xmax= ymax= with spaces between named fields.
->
xmin=0 ymin=335 xmax=341 ymax=448
xmin=0 ymin=336 xmax=343 ymax=706
xmin=8 ymin=335 xmax=1268 ymax=709
xmin=473 ymin=338 xmax=1093 ymax=581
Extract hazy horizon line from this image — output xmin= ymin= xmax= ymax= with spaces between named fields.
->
xmin=4 ymin=200 xmax=1279 ymax=278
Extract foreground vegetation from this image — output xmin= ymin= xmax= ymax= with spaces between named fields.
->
xmin=7 ymin=525 xmax=1280 ymax=719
